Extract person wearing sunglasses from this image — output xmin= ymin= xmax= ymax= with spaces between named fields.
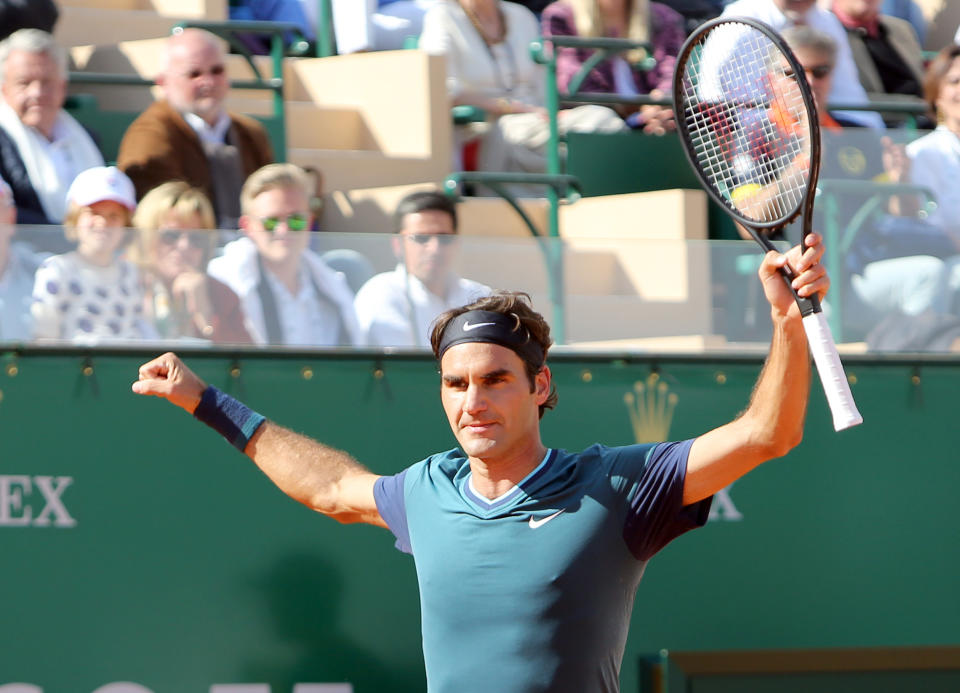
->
xmin=354 ymin=190 xmax=490 ymax=347
xmin=208 ymin=163 xmax=362 ymax=347
xmin=118 ymin=28 xmax=273 ymax=231
xmin=130 ymin=182 xmax=251 ymax=345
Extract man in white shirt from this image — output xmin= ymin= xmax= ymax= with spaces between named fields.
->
xmin=720 ymin=0 xmax=884 ymax=128
xmin=354 ymin=190 xmax=490 ymax=347
xmin=117 ymin=28 xmax=273 ymax=230
xmin=0 ymin=177 xmax=41 ymax=341
xmin=208 ymin=163 xmax=361 ymax=347
xmin=0 ymin=29 xmax=104 ymax=228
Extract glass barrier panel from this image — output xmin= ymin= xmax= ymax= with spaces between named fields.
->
xmin=2 ymin=224 xmax=958 ymax=355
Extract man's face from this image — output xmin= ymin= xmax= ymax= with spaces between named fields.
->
xmin=396 ymin=209 xmax=456 ymax=291
xmin=241 ymin=186 xmax=312 ymax=267
xmin=0 ymin=49 xmax=66 ymax=138
xmin=160 ymin=33 xmax=229 ymax=124
xmin=832 ymin=0 xmax=879 ymax=20
xmin=440 ymin=342 xmax=549 ymax=463
xmin=791 ymin=46 xmax=834 ymax=112
xmin=774 ymin=0 xmax=816 ymax=20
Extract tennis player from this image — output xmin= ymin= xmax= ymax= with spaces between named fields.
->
xmin=132 ymin=235 xmax=828 ymax=693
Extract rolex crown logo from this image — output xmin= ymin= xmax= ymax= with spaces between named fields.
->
xmin=623 ymin=373 xmax=678 ymax=443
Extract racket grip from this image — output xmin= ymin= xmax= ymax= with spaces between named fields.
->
xmin=801 ymin=312 xmax=863 ymax=431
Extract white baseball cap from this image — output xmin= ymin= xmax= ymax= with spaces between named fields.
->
xmin=66 ymin=166 xmax=137 ymax=211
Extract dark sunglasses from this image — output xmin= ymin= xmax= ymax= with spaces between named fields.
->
xmin=804 ymin=64 xmax=832 ymax=79
xmin=186 ymin=64 xmax=226 ymax=80
xmin=259 ymin=214 xmax=309 ymax=232
xmin=159 ymin=230 xmax=207 ymax=249
xmin=406 ymin=233 xmax=456 ymax=246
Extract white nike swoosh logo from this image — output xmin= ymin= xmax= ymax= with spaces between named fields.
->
xmin=528 ymin=509 xmax=565 ymax=529
xmin=462 ymin=321 xmax=496 ymax=332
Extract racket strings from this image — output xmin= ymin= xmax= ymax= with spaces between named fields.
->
xmin=678 ymin=22 xmax=812 ymax=225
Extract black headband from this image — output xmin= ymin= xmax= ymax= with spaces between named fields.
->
xmin=437 ymin=310 xmax=545 ymax=366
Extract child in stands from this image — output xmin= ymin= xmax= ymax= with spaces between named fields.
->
xmin=32 ymin=166 xmax=153 ymax=342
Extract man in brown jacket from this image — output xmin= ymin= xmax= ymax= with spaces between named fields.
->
xmin=117 ymin=28 xmax=273 ymax=229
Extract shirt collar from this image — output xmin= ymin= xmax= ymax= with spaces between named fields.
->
xmin=832 ymin=3 xmax=881 ymax=38
xmin=183 ymin=110 xmax=231 ymax=145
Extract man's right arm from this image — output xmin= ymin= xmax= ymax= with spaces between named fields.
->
xmin=131 ymin=352 xmax=385 ymax=527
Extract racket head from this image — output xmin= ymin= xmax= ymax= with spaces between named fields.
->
xmin=673 ymin=18 xmax=822 ymax=234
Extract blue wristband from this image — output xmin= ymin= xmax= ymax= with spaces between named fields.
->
xmin=193 ymin=385 xmax=266 ymax=452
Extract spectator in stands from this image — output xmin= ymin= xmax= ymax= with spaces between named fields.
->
xmin=420 ymin=0 xmax=627 ymax=186
xmin=117 ymin=28 xmax=274 ymax=231
xmin=907 ymin=45 xmax=960 ymax=239
xmin=719 ymin=0 xmax=884 ymax=128
xmin=541 ymin=0 xmax=685 ymax=134
xmin=0 ymin=29 xmax=104 ymax=228
xmin=207 ymin=163 xmax=362 ymax=346
xmin=830 ymin=0 xmax=926 ymax=126
xmin=131 ymin=182 xmax=252 ymax=345
xmin=0 ymin=176 xmax=41 ymax=341
xmin=756 ymin=27 xmax=960 ymax=336
xmin=330 ymin=0 xmax=444 ymax=54
xmin=0 ymin=0 xmax=59 ymax=42
xmin=354 ymin=190 xmax=489 ymax=347
xmin=31 ymin=166 xmax=154 ymax=343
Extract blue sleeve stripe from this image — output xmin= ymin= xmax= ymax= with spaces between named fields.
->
xmin=374 ymin=470 xmax=412 ymax=554
xmin=623 ymin=438 xmax=711 ymax=561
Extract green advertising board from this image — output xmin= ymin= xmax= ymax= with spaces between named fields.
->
xmin=1 ymin=348 xmax=957 ymax=693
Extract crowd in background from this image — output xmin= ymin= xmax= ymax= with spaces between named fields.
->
xmin=2 ymin=0 xmax=960 ymax=350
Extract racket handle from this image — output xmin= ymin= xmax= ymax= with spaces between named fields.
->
xmin=801 ymin=312 xmax=863 ymax=431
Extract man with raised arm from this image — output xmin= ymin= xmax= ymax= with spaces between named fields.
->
xmin=132 ymin=233 xmax=829 ymax=693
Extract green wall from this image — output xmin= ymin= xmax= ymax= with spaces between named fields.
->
xmin=1 ymin=348 xmax=957 ymax=693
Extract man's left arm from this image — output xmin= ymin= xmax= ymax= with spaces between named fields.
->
xmin=682 ymin=233 xmax=829 ymax=505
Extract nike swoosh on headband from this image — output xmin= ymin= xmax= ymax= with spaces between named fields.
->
xmin=462 ymin=321 xmax=497 ymax=332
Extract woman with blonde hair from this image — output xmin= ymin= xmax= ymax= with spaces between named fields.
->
xmin=541 ymin=0 xmax=685 ymax=133
xmin=132 ymin=181 xmax=251 ymax=344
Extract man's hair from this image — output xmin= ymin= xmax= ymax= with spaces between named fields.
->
xmin=393 ymin=190 xmax=458 ymax=233
xmin=0 ymin=29 xmax=67 ymax=85
xmin=430 ymin=291 xmax=558 ymax=418
xmin=780 ymin=25 xmax=837 ymax=67
xmin=240 ymin=163 xmax=312 ymax=215
xmin=924 ymin=44 xmax=960 ymax=121
xmin=159 ymin=27 xmax=222 ymax=76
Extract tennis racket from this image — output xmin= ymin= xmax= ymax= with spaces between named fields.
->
xmin=673 ymin=17 xmax=862 ymax=432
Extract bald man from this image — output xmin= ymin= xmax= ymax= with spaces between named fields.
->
xmin=117 ymin=28 xmax=273 ymax=229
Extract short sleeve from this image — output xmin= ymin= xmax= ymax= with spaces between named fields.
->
xmin=621 ymin=439 xmax=712 ymax=561
xmin=374 ymin=470 xmax=411 ymax=554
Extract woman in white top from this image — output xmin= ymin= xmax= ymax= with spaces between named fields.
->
xmin=420 ymin=0 xmax=627 ymax=185
xmin=907 ymin=45 xmax=960 ymax=237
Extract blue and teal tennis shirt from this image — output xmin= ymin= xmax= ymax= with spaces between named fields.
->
xmin=373 ymin=440 xmax=712 ymax=693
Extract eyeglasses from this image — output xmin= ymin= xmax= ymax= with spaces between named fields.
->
xmin=804 ymin=64 xmax=833 ymax=80
xmin=259 ymin=214 xmax=310 ymax=232
xmin=159 ymin=230 xmax=207 ymax=249
xmin=405 ymin=233 xmax=456 ymax=246
xmin=185 ymin=64 xmax=226 ymax=80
